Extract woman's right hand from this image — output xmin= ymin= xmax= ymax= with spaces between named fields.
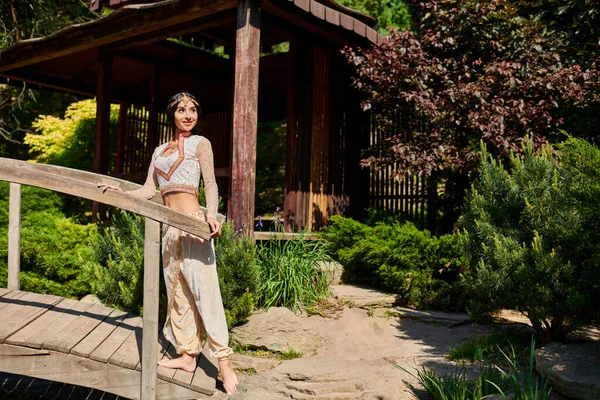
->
xmin=97 ymin=183 xmax=123 ymax=193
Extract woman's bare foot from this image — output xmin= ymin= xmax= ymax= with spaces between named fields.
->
xmin=218 ymin=358 xmax=239 ymax=394
xmin=157 ymin=353 xmax=196 ymax=373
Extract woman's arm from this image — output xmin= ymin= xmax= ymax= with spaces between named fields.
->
xmin=126 ymin=149 xmax=160 ymax=199
xmin=97 ymin=148 xmax=159 ymax=199
xmin=196 ymin=137 xmax=218 ymax=220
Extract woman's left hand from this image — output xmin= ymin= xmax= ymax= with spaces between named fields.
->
xmin=207 ymin=217 xmax=222 ymax=238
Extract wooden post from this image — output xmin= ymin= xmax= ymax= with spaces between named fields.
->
xmin=7 ymin=183 xmax=21 ymax=290
xmin=284 ymin=41 xmax=298 ymax=232
xmin=116 ymin=102 xmax=127 ymax=175
xmin=140 ymin=218 xmax=160 ymax=400
xmin=147 ymin=66 xmax=159 ymax=158
xmin=92 ymin=51 xmax=113 ymax=220
xmin=229 ymin=0 xmax=261 ymax=234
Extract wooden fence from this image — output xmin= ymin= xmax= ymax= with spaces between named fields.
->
xmin=367 ymin=113 xmax=433 ymax=229
xmin=0 ymin=157 xmax=224 ymax=400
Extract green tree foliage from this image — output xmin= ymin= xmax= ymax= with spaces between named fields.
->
xmin=82 ymin=210 xmax=146 ymax=314
xmin=335 ymin=0 xmax=412 ymax=34
xmin=25 ymin=99 xmax=119 ymax=171
xmin=0 ymin=182 xmax=96 ymax=297
xmin=459 ymin=138 xmax=600 ymax=343
xmin=0 ymin=0 xmax=98 ymax=49
xmin=320 ymin=216 xmax=467 ymax=311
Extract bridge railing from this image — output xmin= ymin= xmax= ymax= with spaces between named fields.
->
xmin=0 ymin=157 xmax=224 ymax=400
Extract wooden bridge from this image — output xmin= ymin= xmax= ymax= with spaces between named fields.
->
xmin=0 ymin=157 xmax=226 ymax=399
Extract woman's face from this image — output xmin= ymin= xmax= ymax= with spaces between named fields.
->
xmin=173 ymin=100 xmax=198 ymax=133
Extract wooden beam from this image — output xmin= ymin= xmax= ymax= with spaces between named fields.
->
xmin=141 ymin=217 xmax=160 ymax=400
xmin=7 ymin=183 xmax=21 ymax=291
xmin=229 ymin=0 xmax=261 ymax=234
xmin=111 ymin=11 xmax=237 ymax=51
xmin=0 ymin=0 xmax=236 ymax=73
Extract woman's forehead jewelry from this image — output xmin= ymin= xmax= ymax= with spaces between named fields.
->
xmin=168 ymin=93 xmax=199 ymax=109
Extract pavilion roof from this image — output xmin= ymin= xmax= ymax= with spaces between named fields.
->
xmin=0 ymin=0 xmax=384 ymax=109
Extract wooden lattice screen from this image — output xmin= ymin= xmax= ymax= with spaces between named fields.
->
xmin=368 ymin=115 xmax=430 ymax=228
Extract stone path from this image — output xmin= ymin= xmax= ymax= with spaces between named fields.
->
xmin=222 ymin=285 xmax=494 ymax=399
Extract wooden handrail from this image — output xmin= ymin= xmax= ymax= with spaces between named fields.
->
xmin=0 ymin=157 xmax=225 ymax=236
xmin=0 ymin=157 xmax=226 ymax=400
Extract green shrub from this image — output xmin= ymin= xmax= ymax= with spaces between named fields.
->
xmin=0 ymin=183 xmax=96 ymax=298
xmin=83 ymin=212 xmax=259 ymax=327
xmin=256 ymin=229 xmax=330 ymax=312
xmin=82 ymin=210 xmax=146 ymax=314
xmin=459 ymin=138 xmax=600 ymax=343
xmin=215 ymin=223 xmax=260 ymax=328
xmin=320 ymin=216 xmax=467 ymax=311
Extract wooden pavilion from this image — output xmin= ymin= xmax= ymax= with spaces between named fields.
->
xmin=0 ymin=0 xmax=385 ymax=233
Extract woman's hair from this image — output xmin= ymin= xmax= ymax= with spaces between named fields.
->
xmin=166 ymin=92 xmax=201 ymax=135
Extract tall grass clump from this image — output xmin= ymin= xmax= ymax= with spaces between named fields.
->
xmin=398 ymin=337 xmax=551 ymax=400
xmin=256 ymin=229 xmax=330 ymax=312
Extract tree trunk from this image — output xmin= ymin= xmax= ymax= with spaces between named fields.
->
xmin=9 ymin=0 xmax=22 ymax=42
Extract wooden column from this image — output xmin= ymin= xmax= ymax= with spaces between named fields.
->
xmin=229 ymin=0 xmax=261 ymax=234
xmin=7 ymin=183 xmax=21 ymax=290
xmin=115 ymin=102 xmax=127 ymax=175
xmin=147 ymin=66 xmax=159 ymax=158
xmin=284 ymin=41 xmax=298 ymax=232
xmin=93 ymin=52 xmax=113 ymax=219
xmin=141 ymin=218 xmax=161 ymax=400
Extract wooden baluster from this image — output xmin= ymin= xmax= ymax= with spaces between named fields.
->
xmin=8 ymin=183 xmax=21 ymax=290
xmin=141 ymin=218 xmax=160 ymax=400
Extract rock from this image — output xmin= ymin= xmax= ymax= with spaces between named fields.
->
xmin=231 ymin=307 xmax=324 ymax=354
xmin=316 ymin=261 xmax=344 ymax=285
xmin=535 ymin=342 xmax=600 ymax=400
xmin=230 ymin=354 xmax=281 ymax=373
xmin=330 ymin=284 xmax=396 ymax=309
xmin=390 ymin=307 xmax=470 ymax=325
xmin=79 ymin=294 xmax=103 ymax=304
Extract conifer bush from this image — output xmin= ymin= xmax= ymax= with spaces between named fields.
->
xmin=320 ymin=216 xmax=467 ymax=311
xmin=0 ymin=183 xmax=96 ymax=297
xmin=83 ymin=210 xmax=259 ymax=327
xmin=459 ymin=138 xmax=600 ymax=343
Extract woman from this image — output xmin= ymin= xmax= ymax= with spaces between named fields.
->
xmin=98 ymin=92 xmax=238 ymax=394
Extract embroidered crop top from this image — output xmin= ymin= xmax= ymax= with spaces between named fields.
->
xmin=126 ymin=134 xmax=218 ymax=219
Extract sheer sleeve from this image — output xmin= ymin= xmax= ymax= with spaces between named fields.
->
xmin=196 ymin=137 xmax=219 ymax=219
xmin=126 ymin=148 xmax=159 ymax=200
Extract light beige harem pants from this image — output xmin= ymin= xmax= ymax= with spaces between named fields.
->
xmin=162 ymin=211 xmax=232 ymax=360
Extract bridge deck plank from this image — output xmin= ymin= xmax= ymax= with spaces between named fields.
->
xmin=0 ymin=290 xmax=28 ymax=311
xmin=0 ymin=292 xmax=63 ymax=342
xmin=71 ymin=308 xmax=128 ymax=358
xmin=90 ymin=314 xmax=142 ymax=363
xmin=43 ymin=303 xmax=114 ymax=353
xmin=25 ymin=299 xmax=92 ymax=349
xmin=109 ymin=323 xmax=143 ymax=370
xmin=5 ymin=298 xmax=79 ymax=347
xmin=0 ymin=293 xmax=216 ymax=396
